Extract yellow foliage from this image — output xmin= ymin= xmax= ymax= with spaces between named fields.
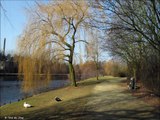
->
xmin=18 ymin=56 xmax=52 ymax=92
xmin=104 ymin=60 xmax=127 ymax=77
xmin=17 ymin=0 xmax=89 ymax=92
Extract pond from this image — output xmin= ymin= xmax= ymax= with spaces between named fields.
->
xmin=0 ymin=76 xmax=69 ymax=106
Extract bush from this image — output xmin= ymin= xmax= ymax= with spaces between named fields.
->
xmin=79 ymin=61 xmax=97 ymax=79
xmin=104 ymin=60 xmax=127 ymax=77
xmin=140 ymin=53 xmax=160 ymax=96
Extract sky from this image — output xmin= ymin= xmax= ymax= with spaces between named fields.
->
xmin=0 ymin=0 xmax=36 ymax=54
xmin=0 ymin=0 xmax=110 ymax=61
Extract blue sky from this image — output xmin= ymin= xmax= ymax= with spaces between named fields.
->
xmin=0 ymin=0 xmax=110 ymax=61
xmin=0 ymin=0 xmax=36 ymax=53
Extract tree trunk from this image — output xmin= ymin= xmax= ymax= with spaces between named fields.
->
xmin=69 ymin=62 xmax=77 ymax=87
xmin=133 ymin=68 xmax=136 ymax=89
xmin=96 ymin=63 xmax=99 ymax=80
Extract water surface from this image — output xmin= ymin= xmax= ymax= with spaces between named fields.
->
xmin=0 ymin=76 xmax=69 ymax=105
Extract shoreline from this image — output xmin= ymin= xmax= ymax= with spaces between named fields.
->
xmin=1 ymin=76 xmax=159 ymax=120
xmin=0 ymin=79 xmax=70 ymax=106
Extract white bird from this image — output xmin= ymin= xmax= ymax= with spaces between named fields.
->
xmin=55 ymin=96 xmax=62 ymax=102
xmin=23 ymin=102 xmax=31 ymax=108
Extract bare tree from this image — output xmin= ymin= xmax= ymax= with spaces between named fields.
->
xmin=95 ymin=0 xmax=160 ymax=52
xmin=86 ymin=30 xmax=102 ymax=80
xmin=93 ymin=0 xmax=160 ymax=94
xmin=105 ymin=28 xmax=146 ymax=80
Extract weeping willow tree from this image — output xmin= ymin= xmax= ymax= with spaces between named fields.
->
xmin=18 ymin=0 xmax=90 ymax=92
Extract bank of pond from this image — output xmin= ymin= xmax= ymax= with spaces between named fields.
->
xmin=0 ymin=76 xmax=69 ymax=106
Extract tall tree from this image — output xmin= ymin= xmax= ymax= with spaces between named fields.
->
xmin=18 ymin=0 xmax=89 ymax=92
xmin=105 ymin=28 xmax=146 ymax=80
xmin=95 ymin=0 xmax=160 ymax=52
xmin=86 ymin=30 xmax=102 ymax=80
xmin=94 ymin=0 xmax=160 ymax=94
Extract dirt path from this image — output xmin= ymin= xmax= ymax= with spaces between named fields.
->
xmin=83 ymin=79 xmax=160 ymax=120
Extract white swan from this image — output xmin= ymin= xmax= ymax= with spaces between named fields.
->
xmin=24 ymin=102 xmax=31 ymax=108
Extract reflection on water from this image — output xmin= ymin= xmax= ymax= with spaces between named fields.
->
xmin=0 ymin=76 xmax=69 ymax=106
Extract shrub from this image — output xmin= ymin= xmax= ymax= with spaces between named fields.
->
xmin=104 ymin=60 xmax=127 ymax=77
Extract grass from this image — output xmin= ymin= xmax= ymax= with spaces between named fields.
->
xmin=0 ymin=76 xmax=159 ymax=120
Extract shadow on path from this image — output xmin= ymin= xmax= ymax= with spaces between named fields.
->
xmin=20 ymin=90 xmax=160 ymax=120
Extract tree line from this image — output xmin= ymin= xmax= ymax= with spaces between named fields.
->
xmin=16 ymin=0 xmax=159 ymax=95
xmin=0 ymin=52 xmax=18 ymax=73
xmin=93 ymin=0 xmax=160 ymax=95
